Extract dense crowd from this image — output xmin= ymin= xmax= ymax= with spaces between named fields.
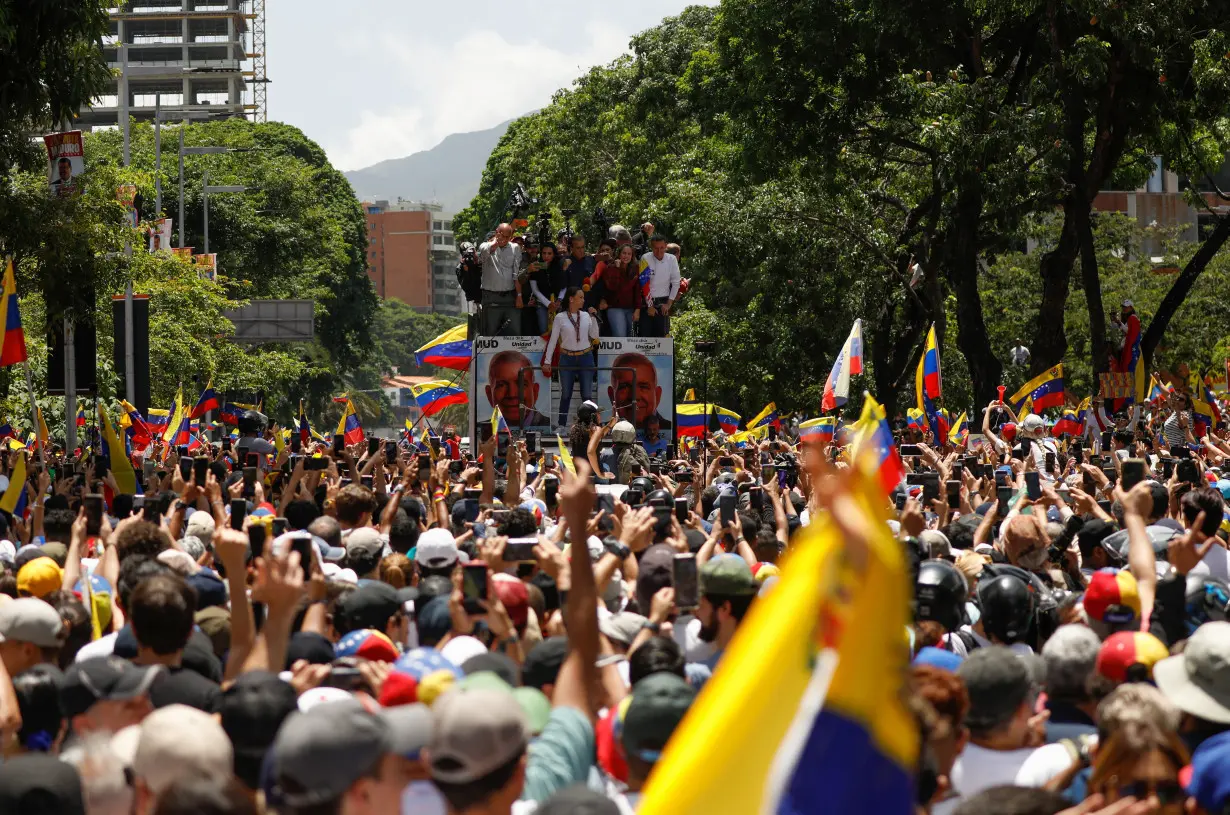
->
xmin=2 ymin=378 xmax=1230 ymax=814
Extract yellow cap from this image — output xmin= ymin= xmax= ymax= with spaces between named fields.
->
xmin=17 ymin=557 xmax=63 ymax=599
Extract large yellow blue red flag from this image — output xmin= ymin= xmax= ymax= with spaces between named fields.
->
xmin=98 ymin=404 xmax=138 ymax=496
xmin=914 ymin=324 xmax=943 ymax=441
xmin=853 ymin=392 xmax=906 ymax=498
xmin=949 ymin=411 xmax=969 ymax=445
xmin=1009 ymin=365 xmax=1065 ymax=414
xmin=0 ymin=260 xmax=27 ymax=367
xmin=0 ymin=453 xmax=27 ymax=516
xmin=637 ymin=472 xmax=918 ymax=814
xmin=414 ymin=324 xmax=472 ymax=371
xmin=335 ymin=398 xmax=365 ymax=446
xmin=556 ymin=434 xmax=576 ymax=475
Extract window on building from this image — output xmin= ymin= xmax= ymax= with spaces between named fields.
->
xmin=444 ymin=236 xmax=454 ymax=245
xmin=433 ymin=221 xmax=443 ymax=231
xmin=369 ymin=237 xmax=376 ymax=245
xmin=443 ymin=220 xmax=452 ymax=230
xmin=433 ymin=236 xmax=444 ymax=245
xmin=370 ymin=251 xmax=376 ymax=259
xmin=368 ymin=206 xmax=381 ymax=214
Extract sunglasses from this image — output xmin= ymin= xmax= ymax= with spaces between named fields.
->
xmin=1114 ymin=780 xmax=1184 ymax=805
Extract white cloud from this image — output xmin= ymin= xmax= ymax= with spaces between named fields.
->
xmin=326 ymin=21 xmax=631 ymax=171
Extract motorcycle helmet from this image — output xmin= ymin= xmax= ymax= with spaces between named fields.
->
xmin=915 ymin=560 xmax=968 ymax=633
xmin=1184 ymin=573 xmax=1230 ymax=636
xmin=612 ymin=420 xmax=637 ymax=445
xmin=977 ymin=573 xmax=1035 ymax=645
xmin=627 ymin=477 xmax=655 ymax=499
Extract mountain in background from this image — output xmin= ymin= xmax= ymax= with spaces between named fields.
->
xmin=343 ymin=117 xmax=521 ymax=213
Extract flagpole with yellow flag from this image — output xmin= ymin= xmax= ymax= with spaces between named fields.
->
xmin=637 ymin=463 xmax=917 ymax=814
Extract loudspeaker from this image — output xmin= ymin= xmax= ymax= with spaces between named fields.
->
xmin=47 ymin=318 xmax=97 ymax=396
xmin=111 ymin=295 xmax=150 ymax=415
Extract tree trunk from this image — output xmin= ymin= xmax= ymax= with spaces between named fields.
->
xmin=871 ymin=295 xmax=926 ymax=419
xmin=948 ymin=186 xmax=1003 ymax=406
xmin=1141 ymin=212 xmax=1230 ymax=369
xmin=1030 ymin=193 xmax=1081 ymax=374
xmin=1076 ymin=203 xmax=1109 ymax=380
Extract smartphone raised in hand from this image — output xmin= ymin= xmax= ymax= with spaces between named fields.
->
xmin=673 ymin=553 xmax=699 ymax=610
xmin=193 ymin=456 xmax=209 ymax=486
xmin=84 ymin=493 xmax=104 ymax=536
xmin=1121 ymin=458 xmax=1147 ymax=491
xmin=1024 ymin=471 xmax=1041 ymax=501
xmin=462 ymin=562 xmax=488 ymax=614
xmin=719 ymin=492 xmax=735 ymax=528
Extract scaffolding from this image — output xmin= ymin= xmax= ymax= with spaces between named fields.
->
xmin=249 ymin=0 xmax=267 ymax=122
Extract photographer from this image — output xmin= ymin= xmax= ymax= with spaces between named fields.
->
xmin=639 ymin=233 xmax=680 ymax=338
xmin=518 ymin=235 xmax=542 ymax=335
xmin=477 ymin=223 xmax=523 ymax=336
xmin=455 ymin=241 xmax=482 ymax=306
xmin=563 ymin=234 xmax=597 ymax=309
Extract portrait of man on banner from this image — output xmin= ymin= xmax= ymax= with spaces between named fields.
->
xmin=44 ymin=131 xmax=84 ymax=198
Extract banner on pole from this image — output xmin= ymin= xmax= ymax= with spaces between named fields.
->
xmin=44 ymin=131 xmax=84 ymax=198
xmin=1099 ymin=372 xmax=1135 ymax=400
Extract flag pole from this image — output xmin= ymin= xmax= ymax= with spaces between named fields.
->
xmin=22 ymin=360 xmax=44 ymax=467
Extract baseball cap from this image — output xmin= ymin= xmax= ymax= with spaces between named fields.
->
xmin=415 ymin=594 xmax=452 ymax=647
xmin=59 ymin=657 xmax=163 ymax=719
xmin=379 ymin=647 xmax=464 ymax=708
xmin=441 ymin=635 xmax=488 ymax=667
xmin=0 ymin=753 xmax=84 ymax=815
xmin=959 ymin=646 xmax=1034 ymax=732
xmin=0 ymin=598 xmax=63 ymax=648
xmin=285 ymin=631 xmax=335 ymax=667
xmin=523 ymin=637 xmax=568 ymax=690
xmin=17 ymin=557 xmax=63 ymax=599
xmin=380 ymin=703 xmax=433 ymax=760
xmin=185 ymin=510 xmax=215 ymax=541
xmin=334 ymin=629 xmax=398 ymax=663
xmin=416 ymin=528 xmax=460 ymax=570
xmin=461 ymin=652 xmax=521 ymax=687
xmin=1095 ymin=631 xmax=1169 ymax=684
xmin=913 ymin=646 xmax=964 ymax=673
xmin=219 ymin=670 xmax=298 ymax=789
xmin=1083 ymin=568 xmax=1141 ymax=626
xmin=1187 ymin=730 xmax=1230 ymax=813
xmin=1154 ymin=620 xmax=1230 ymax=724
xmin=427 ymin=689 xmax=530 ymax=784
xmin=38 ymin=542 xmax=68 ymax=567
xmin=621 ymin=672 xmax=696 ymax=763
xmin=635 ymin=544 xmax=674 ymax=611
xmin=492 ymin=574 xmax=528 ymax=629
xmin=274 ymin=699 xmax=391 ymax=806
xmin=133 ymin=704 xmax=234 ymax=796
xmin=599 ymin=612 xmax=648 ymax=647
xmin=700 ymin=554 xmax=757 ymax=597
xmin=456 ymin=671 xmax=551 ymax=734
xmin=1020 ymin=414 xmax=1046 ymax=436
xmin=345 ymin=527 xmax=384 ymax=560
xmin=185 ymin=570 xmax=227 ymax=610
xmin=337 ymin=582 xmax=400 ymax=632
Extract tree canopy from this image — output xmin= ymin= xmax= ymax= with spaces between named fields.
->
xmin=455 ymin=2 xmax=1230 ymax=420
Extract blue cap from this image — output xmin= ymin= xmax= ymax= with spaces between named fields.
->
xmin=1216 ymin=480 xmax=1230 ymax=503
xmin=1188 ymin=730 xmax=1230 ymax=811
xmin=913 ymin=646 xmax=964 ymax=673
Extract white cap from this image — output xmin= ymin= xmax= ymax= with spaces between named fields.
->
xmin=415 ymin=528 xmax=459 ymax=569
xmin=132 ymin=704 xmax=233 ymax=795
xmin=1122 ymin=299 xmax=1133 ymax=309
xmin=184 ymin=510 xmax=215 ymax=541
xmin=440 ymin=635 xmax=488 ymax=667
xmin=1020 ymin=414 xmax=1047 ymax=436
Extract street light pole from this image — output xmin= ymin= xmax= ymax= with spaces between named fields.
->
xmin=178 ymin=127 xmax=185 ymax=249
xmin=120 ymin=41 xmax=135 ymax=423
xmin=203 ymin=169 xmax=209 ymax=255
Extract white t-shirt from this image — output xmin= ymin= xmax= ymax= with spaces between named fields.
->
xmin=1014 ymin=740 xmax=1087 ymax=787
xmin=942 ymin=743 xmax=1044 ymax=812
xmin=674 ymin=614 xmax=716 ymax=663
xmin=1191 ymin=542 xmax=1230 ymax=583
xmin=944 ymin=626 xmax=1035 ymax=658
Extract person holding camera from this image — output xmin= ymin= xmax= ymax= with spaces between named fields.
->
xmin=596 ymin=242 xmax=639 ymax=337
xmin=639 ymin=233 xmax=680 ymax=338
xmin=477 ymin=223 xmax=522 ymax=336
xmin=528 ymin=241 xmax=566 ymax=336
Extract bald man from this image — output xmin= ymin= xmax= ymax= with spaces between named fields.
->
xmin=486 ymin=350 xmax=548 ymax=427
xmin=478 ymin=223 xmax=523 ymax=336
xmin=608 ymin=352 xmax=672 ymax=433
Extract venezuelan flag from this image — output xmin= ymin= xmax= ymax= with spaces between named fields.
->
xmin=0 ymin=421 xmax=14 ymax=441
xmin=821 ymin=319 xmax=864 ymax=412
xmin=411 ymin=380 xmax=468 ymax=417
xmin=637 ymin=258 xmax=652 ymax=307
xmin=218 ymin=403 xmax=240 ymax=425
xmin=491 ymin=406 xmax=509 ymax=437
xmin=905 ymin=408 xmax=925 ymax=429
xmin=747 ymin=402 xmax=782 ymax=432
xmin=336 ymin=398 xmax=365 ymax=446
xmin=298 ymin=400 xmax=312 ymax=447
xmin=556 ymin=434 xmax=576 ymax=475
xmin=714 ymin=406 xmax=740 ymax=434
xmin=35 ymin=407 xmax=50 ymax=450
xmin=145 ymin=408 xmax=170 ymax=435
xmin=914 ymin=324 xmax=944 ymax=441
xmin=414 ymin=324 xmax=473 ymax=371
xmin=1009 ymin=364 xmax=1065 ymax=414
xmin=0 ymin=453 xmax=28 ymax=518
xmin=949 ymin=411 xmax=969 ymax=445
xmin=637 ymin=470 xmax=917 ymax=815
xmin=676 ymin=403 xmax=710 ymax=438
xmin=0 ymin=260 xmax=27 ymax=367
xmin=1052 ymin=408 xmax=1083 ymax=437
xmin=853 ymin=392 xmax=906 ymax=498
xmin=98 ymin=404 xmax=138 ymax=496
xmin=799 ymin=417 xmax=836 ymax=444
xmin=1125 ymin=331 xmax=1147 ymax=406
xmin=189 ymin=380 xmax=220 ymax=420
xmin=75 ymin=406 xmax=86 ymax=428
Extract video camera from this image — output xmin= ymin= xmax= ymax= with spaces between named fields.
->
xmin=506 ymin=183 xmax=537 ymax=220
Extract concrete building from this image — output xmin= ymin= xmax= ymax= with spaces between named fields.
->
xmin=363 ymin=199 xmax=463 ymax=314
xmin=1091 ymin=158 xmax=1230 ymax=255
xmin=78 ymin=0 xmax=258 ymax=129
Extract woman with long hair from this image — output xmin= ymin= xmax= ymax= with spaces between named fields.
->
xmin=542 ymin=286 xmax=600 ymax=429
xmin=1088 ymin=719 xmax=1188 ymax=813
xmin=599 ymin=243 xmax=639 ymax=337
xmin=529 ymin=243 xmax=566 ymax=336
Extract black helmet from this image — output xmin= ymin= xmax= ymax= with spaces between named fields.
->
xmin=977 ymin=574 xmax=1035 ymax=645
xmin=915 ymin=560 xmax=968 ymax=633
xmin=646 ymin=489 xmax=673 ymax=508
xmin=235 ymin=409 xmax=267 ymax=435
xmin=1185 ymin=574 xmax=1230 ymax=636
xmin=628 ymin=476 xmax=655 ymax=496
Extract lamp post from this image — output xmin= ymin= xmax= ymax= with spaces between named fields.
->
xmin=178 ymin=145 xmax=231 ymax=249
xmin=202 ymin=172 xmax=250 ymax=255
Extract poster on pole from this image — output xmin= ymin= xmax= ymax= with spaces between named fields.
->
xmin=116 ymin=185 xmax=139 ymax=228
xmin=471 ymin=336 xmax=552 ymax=430
xmin=193 ymin=253 xmax=217 ymax=281
xmin=148 ymin=218 xmax=172 ymax=253
xmin=596 ymin=337 xmax=675 ymax=439
xmin=44 ymin=131 xmax=84 ymax=197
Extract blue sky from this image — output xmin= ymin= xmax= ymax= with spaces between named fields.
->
xmin=267 ymin=0 xmax=717 ymax=171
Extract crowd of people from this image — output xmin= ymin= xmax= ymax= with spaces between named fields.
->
xmin=3 ymin=373 xmax=1230 ymax=813
xmin=459 ymin=222 xmax=685 ymax=340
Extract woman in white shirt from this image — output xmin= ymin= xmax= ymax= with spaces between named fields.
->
xmin=542 ymin=287 xmax=600 ymax=428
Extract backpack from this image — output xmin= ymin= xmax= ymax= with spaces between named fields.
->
xmin=954 ymin=630 xmax=981 ymax=653
xmin=617 ymin=445 xmax=650 ymax=485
